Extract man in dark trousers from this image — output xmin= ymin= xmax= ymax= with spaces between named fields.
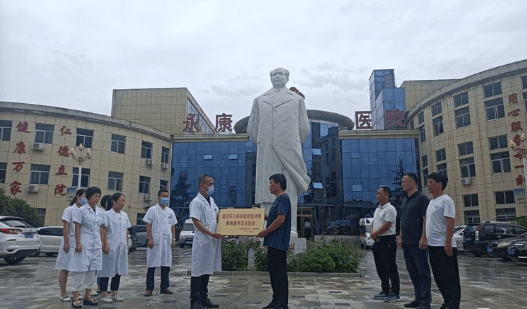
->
xmin=399 ymin=173 xmax=431 ymax=309
xmin=257 ymin=174 xmax=291 ymax=309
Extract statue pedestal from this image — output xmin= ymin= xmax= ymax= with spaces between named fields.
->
xmin=289 ymin=236 xmax=306 ymax=254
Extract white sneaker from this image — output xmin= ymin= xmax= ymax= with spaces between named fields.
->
xmin=60 ymin=296 xmax=72 ymax=302
xmin=100 ymin=296 xmax=114 ymax=303
xmin=111 ymin=295 xmax=124 ymax=301
xmin=90 ymin=290 xmax=98 ymax=296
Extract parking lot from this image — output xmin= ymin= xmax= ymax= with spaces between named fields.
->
xmin=0 ymin=246 xmax=526 ymax=309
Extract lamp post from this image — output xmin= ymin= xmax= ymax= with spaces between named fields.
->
xmin=70 ymin=143 xmax=91 ymax=189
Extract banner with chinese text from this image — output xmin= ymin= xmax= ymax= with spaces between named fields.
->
xmin=217 ymin=208 xmax=265 ymax=236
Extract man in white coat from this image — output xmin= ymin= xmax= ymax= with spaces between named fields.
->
xmin=189 ymin=174 xmax=222 ymax=309
xmin=143 ymin=189 xmax=177 ymax=296
xmin=247 ymin=67 xmax=311 ymax=236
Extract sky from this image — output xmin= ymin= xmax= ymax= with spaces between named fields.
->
xmin=1 ymin=0 xmax=526 ymax=127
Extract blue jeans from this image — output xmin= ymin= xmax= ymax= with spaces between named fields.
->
xmin=403 ymin=244 xmax=431 ymax=306
xmin=146 ymin=266 xmax=170 ymax=292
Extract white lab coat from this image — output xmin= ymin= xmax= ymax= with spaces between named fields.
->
xmin=97 ymin=209 xmax=131 ymax=277
xmin=68 ymin=204 xmax=104 ymax=272
xmin=190 ymin=193 xmax=221 ymax=277
xmin=143 ymin=204 xmax=177 ymax=267
xmin=55 ymin=205 xmax=78 ymax=270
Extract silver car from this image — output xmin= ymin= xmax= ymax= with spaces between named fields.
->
xmin=453 ymin=225 xmax=466 ymax=251
xmin=0 ymin=216 xmax=39 ymax=264
xmin=37 ymin=226 xmax=63 ymax=256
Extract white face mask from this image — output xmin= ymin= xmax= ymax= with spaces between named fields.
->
xmin=207 ymin=185 xmax=214 ymax=196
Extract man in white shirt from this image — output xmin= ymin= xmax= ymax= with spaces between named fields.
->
xmin=370 ymin=186 xmax=400 ymax=303
xmin=425 ymin=173 xmax=461 ymax=309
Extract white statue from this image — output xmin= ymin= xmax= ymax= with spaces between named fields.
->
xmin=247 ymin=68 xmax=311 ymax=237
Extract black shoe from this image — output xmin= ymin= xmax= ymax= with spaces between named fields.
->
xmin=262 ymin=303 xmax=276 ymax=309
xmin=191 ymin=301 xmax=205 ymax=309
xmin=201 ymin=298 xmax=219 ymax=308
xmin=416 ymin=304 xmax=431 ymax=309
xmin=373 ymin=291 xmax=388 ymax=300
xmin=404 ymin=300 xmax=420 ymax=308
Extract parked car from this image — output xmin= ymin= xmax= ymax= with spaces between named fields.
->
xmin=487 ymin=232 xmax=527 ymax=260
xmin=453 ymin=225 xmax=466 ymax=251
xmin=0 ymin=216 xmax=39 ymax=264
xmin=179 ymin=219 xmax=194 ymax=248
xmin=127 ymin=228 xmax=139 ymax=252
xmin=359 ymin=218 xmax=374 ymax=249
xmin=128 ymin=225 xmax=147 ymax=247
xmin=507 ymin=238 xmax=527 ymax=262
xmin=463 ymin=221 xmax=527 ymax=257
xmin=37 ymin=226 xmax=63 ymax=256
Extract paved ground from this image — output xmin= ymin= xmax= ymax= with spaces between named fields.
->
xmin=1 ymin=246 xmax=526 ymax=309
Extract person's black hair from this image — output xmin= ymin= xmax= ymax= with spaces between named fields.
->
xmin=85 ymin=186 xmax=102 ymax=201
xmin=404 ymin=172 xmax=418 ymax=185
xmin=157 ymin=189 xmax=169 ymax=197
xmin=70 ymin=188 xmax=86 ymax=206
xmin=379 ymin=186 xmax=392 ymax=198
xmin=101 ymin=194 xmax=113 ymax=211
xmin=197 ymin=173 xmax=213 ymax=187
xmin=112 ymin=192 xmax=125 ymax=202
xmin=428 ymin=172 xmax=448 ymax=190
xmin=269 ymin=174 xmax=287 ymax=190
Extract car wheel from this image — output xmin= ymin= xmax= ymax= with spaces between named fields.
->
xmin=473 ymin=252 xmax=482 ymax=257
xmin=45 ymin=253 xmax=55 ymax=257
xmin=4 ymin=256 xmax=26 ymax=264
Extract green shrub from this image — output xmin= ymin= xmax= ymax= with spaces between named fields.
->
xmin=288 ymin=239 xmax=362 ymax=273
xmin=247 ymin=238 xmax=268 ymax=271
xmin=515 ymin=216 xmax=527 ymax=228
xmin=0 ymin=189 xmax=43 ymax=227
xmin=221 ymin=237 xmax=248 ymax=271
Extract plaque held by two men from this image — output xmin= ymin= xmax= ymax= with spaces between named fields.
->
xmin=216 ymin=208 xmax=265 ymax=236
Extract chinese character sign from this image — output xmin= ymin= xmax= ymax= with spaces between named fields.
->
xmin=215 ymin=113 xmax=233 ymax=133
xmin=54 ymin=184 xmax=67 ymax=196
xmin=57 ymin=145 xmax=70 ymax=157
xmin=10 ymin=180 xmax=22 ymax=195
xmin=385 ymin=110 xmax=407 ymax=129
xmin=59 ymin=126 xmax=72 ymax=135
xmin=13 ymin=161 xmax=25 ymax=172
xmin=16 ymin=121 xmax=30 ymax=133
xmin=56 ymin=164 xmax=68 ymax=175
xmin=183 ymin=114 xmax=201 ymax=133
xmin=509 ymin=93 xmax=518 ymax=104
xmin=14 ymin=141 xmax=26 ymax=154
xmin=216 ymin=208 xmax=265 ymax=236
xmin=355 ymin=111 xmax=372 ymax=130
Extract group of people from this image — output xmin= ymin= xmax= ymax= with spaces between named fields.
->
xmin=370 ymin=172 xmax=461 ymax=309
xmin=53 ymin=173 xmax=292 ymax=309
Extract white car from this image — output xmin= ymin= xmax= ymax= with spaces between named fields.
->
xmin=453 ymin=225 xmax=466 ymax=251
xmin=0 ymin=216 xmax=39 ymax=264
xmin=37 ymin=226 xmax=63 ymax=256
xmin=179 ymin=219 xmax=195 ymax=248
xmin=359 ymin=218 xmax=374 ymax=249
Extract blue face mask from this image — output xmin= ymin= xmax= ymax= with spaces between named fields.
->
xmin=207 ymin=185 xmax=214 ymax=196
xmin=160 ymin=197 xmax=169 ymax=205
xmin=80 ymin=197 xmax=88 ymax=206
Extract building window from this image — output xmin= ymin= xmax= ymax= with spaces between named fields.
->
xmin=463 ymin=194 xmax=479 ymax=207
xmin=464 ymin=210 xmax=480 ymax=224
xmin=489 ymin=135 xmax=508 ymax=151
xmin=0 ymin=120 xmax=12 ymax=141
xmin=455 ymin=107 xmax=471 ymax=128
xmin=108 ymin=171 xmax=123 ymax=191
xmin=436 ymin=148 xmax=446 ymax=162
xmin=141 ymin=141 xmax=152 ymax=159
xmin=72 ymin=167 xmax=90 ymax=188
xmin=458 ymin=141 xmax=473 ymax=156
xmin=437 ymin=163 xmax=447 ymax=177
xmin=418 ymin=112 xmax=424 ymax=124
xmin=0 ymin=162 xmax=6 ymax=183
xmin=495 ymin=191 xmax=515 ymax=205
xmin=433 ymin=116 xmax=443 ymax=136
xmin=496 ymin=208 xmax=517 ymax=221
xmin=160 ymin=179 xmax=168 ymax=191
xmin=524 ymin=92 xmax=527 ymax=111
xmin=460 ymin=157 xmax=476 ymax=178
xmin=30 ymin=164 xmax=50 ymax=184
xmin=423 ymin=168 xmax=428 ymax=184
xmin=491 ymin=152 xmax=511 ymax=173
xmin=408 ymin=120 xmax=414 ymax=130
xmin=419 ymin=126 xmax=426 ymax=143
xmin=34 ymin=123 xmax=54 ymax=144
xmin=161 ymin=147 xmax=170 ymax=164
xmin=454 ymin=92 xmax=469 ymax=108
xmin=76 ymin=129 xmax=93 ymax=148
xmin=483 ymin=82 xmax=502 ymax=98
xmin=422 ymin=155 xmax=428 ymax=167
xmin=111 ymin=134 xmax=126 ymax=154
xmin=139 ymin=176 xmax=150 ymax=194
xmin=431 ymin=101 xmax=442 ymax=116
xmin=485 ymin=98 xmax=505 ymax=120
xmin=522 ymin=76 xmax=527 ymax=89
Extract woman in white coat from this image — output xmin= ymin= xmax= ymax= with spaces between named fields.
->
xmin=98 ymin=193 xmax=131 ymax=303
xmin=55 ymin=189 xmax=86 ymax=302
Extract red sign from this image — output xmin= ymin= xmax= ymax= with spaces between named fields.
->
xmin=54 ymin=184 xmax=67 ymax=196
xmin=516 ymin=174 xmax=525 ymax=186
xmin=508 ymin=108 xmax=520 ymax=117
xmin=513 ymin=134 xmax=523 ymax=147
xmin=509 ymin=93 xmax=518 ymax=104
xmin=386 ymin=110 xmax=406 ymax=128
xmin=10 ymin=180 xmax=22 ymax=195
xmin=59 ymin=126 xmax=72 ymax=135
xmin=215 ymin=113 xmax=233 ymax=133
xmin=14 ymin=141 xmax=26 ymax=154
xmin=355 ymin=111 xmax=372 ymax=130
xmin=511 ymin=121 xmax=523 ymax=133
xmin=56 ymin=164 xmax=68 ymax=176
xmin=16 ymin=121 xmax=30 ymax=133
xmin=57 ymin=145 xmax=70 ymax=157
xmin=183 ymin=114 xmax=201 ymax=133
xmin=12 ymin=161 xmax=25 ymax=172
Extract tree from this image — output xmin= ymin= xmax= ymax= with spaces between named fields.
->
xmin=0 ymin=188 xmax=43 ymax=227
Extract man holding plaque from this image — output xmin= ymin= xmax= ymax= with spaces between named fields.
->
xmin=189 ymin=174 xmax=223 ymax=309
xmin=257 ymin=174 xmax=291 ymax=309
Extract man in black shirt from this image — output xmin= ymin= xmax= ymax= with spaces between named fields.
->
xmin=398 ymin=173 xmax=431 ymax=309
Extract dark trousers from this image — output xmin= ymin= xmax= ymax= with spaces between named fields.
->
xmin=403 ymin=244 xmax=431 ymax=305
xmin=268 ymin=247 xmax=288 ymax=307
xmin=146 ymin=266 xmax=170 ymax=291
xmin=372 ymin=235 xmax=400 ymax=295
xmin=99 ymin=274 xmax=121 ymax=292
xmin=190 ymin=274 xmax=210 ymax=303
xmin=428 ymin=246 xmax=461 ymax=309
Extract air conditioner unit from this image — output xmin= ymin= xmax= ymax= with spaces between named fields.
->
xmin=461 ymin=177 xmax=472 ymax=185
xmin=32 ymin=143 xmax=44 ymax=151
xmin=144 ymin=194 xmax=153 ymax=201
xmin=27 ymin=185 xmax=39 ymax=193
xmin=146 ymin=159 xmax=154 ymax=166
xmin=161 ymin=162 xmax=169 ymax=169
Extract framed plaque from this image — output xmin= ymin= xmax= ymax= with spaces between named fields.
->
xmin=216 ymin=208 xmax=265 ymax=236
